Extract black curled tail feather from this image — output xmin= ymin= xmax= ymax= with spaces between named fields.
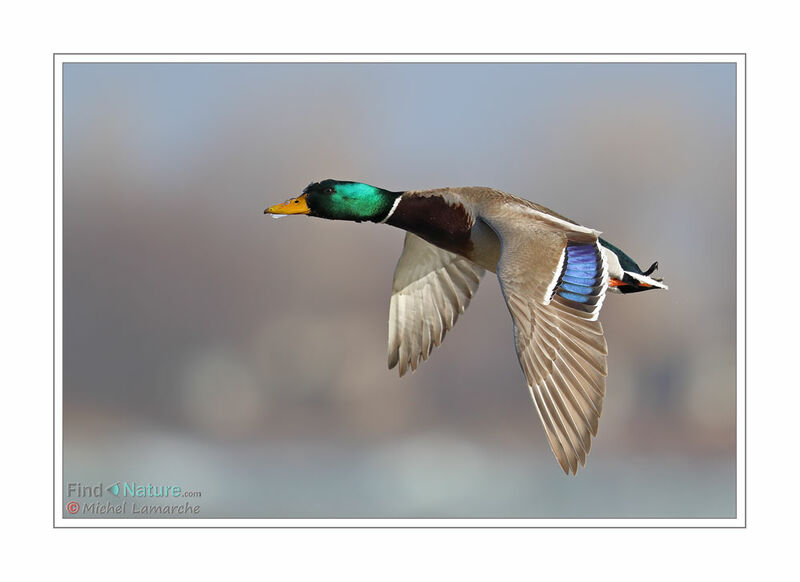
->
xmin=642 ymin=261 xmax=659 ymax=277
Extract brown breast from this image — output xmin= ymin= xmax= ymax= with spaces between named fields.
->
xmin=386 ymin=194 xmax=475 ymax=257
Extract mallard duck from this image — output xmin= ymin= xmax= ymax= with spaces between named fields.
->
xmin=265 ymin=180 xmax=667 ymax=474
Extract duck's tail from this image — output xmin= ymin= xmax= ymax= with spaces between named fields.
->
xmin=599 ymin=238 xmax=669 ymax=294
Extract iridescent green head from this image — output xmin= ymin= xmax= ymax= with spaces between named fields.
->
xmin=265 ymin=179 xmax=402 ymax=223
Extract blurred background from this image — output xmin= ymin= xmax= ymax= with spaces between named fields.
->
xmin=62 ymin=62 xmax=736 ymax=518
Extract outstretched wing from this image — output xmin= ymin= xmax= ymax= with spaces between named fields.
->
xmin=388 ymin=233 xmax=484 ymax=376
xmin=486 ymin=215 xmax=609 ymax=474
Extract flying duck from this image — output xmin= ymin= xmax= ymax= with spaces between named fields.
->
xmin=265 ymin=180 xmax=667 ymax=474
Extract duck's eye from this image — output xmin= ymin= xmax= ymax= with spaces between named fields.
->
xmin=324 ymin=187 xmax=334 ymax=195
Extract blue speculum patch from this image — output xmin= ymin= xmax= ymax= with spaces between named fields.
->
xmin=562 ymin=274 xmax=595 ymax=285
xmin=558 ymin=243 xmax=602 ymax=304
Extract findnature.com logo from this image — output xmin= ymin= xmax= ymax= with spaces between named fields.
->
xmin=65 ymin=481 xmax=202 ymax=516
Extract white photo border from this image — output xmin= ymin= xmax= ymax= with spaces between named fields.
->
xmin=53 ymin=53 xmax=745 ymax=528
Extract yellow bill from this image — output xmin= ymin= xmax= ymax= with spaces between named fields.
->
xmin=264 ymin=193 xmax=310 ymax=217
